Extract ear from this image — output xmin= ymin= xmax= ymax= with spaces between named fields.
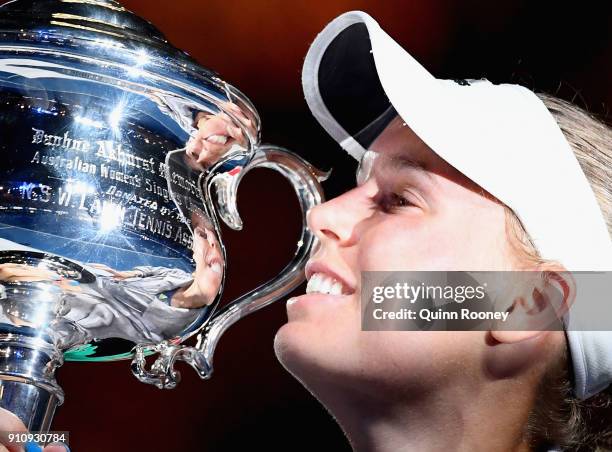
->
xmin=490 ymin=264 xmax=576 ymax=344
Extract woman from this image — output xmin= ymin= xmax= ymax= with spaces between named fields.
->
xmin=272 ymin=11 xmax=612 ymax=452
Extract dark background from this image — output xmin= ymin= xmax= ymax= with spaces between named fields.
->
xmin=4 ymin=1 xmax=612 ymax=451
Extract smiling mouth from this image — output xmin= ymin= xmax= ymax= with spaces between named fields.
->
xmin=204 ymin=246 xmax=223 ymax=273
xmin=205 ymin=134 xmax=229 ymax=145
xmin=208 ymin=261 xmax=222 ymax=274
xmin=306 ymin=272 xmax=352 ymax=296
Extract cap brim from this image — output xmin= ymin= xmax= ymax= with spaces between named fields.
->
xmin=302 ymin=11 xmax=433 ymax=159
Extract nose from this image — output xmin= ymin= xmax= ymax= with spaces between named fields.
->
xmin=307 ymin=179 xmax=377 ymax=247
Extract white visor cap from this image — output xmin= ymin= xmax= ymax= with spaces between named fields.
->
xmin=302 ymin=11 xmax=612 ymax=400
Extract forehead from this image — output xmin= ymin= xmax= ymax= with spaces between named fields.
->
xmin=363 ymin=115 xmax=481 ymax=189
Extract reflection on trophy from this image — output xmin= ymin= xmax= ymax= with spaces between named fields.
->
xmin=0 ymin=0 xmax=325 ymax=434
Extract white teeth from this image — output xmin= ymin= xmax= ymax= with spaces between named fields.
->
xmin=306 ymin=273 xmax=320 ymax=294
xmin=320 ymin=277 xmax=332 ymax=294
xmin=330 ymin=281 xmax=343 ymax=296
xmin=210 ymin=262 xmax=222 ymax=274
xmin=206 ymin=134 xmax=228 ymax=144
xmin=306 ymin=272 xmax=345 ymax=296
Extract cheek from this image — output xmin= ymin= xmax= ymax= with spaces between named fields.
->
xmin=358 ymin=208 xmax=511 ymax=271
xmin=357 ymin=217 xmax=463 ymax=270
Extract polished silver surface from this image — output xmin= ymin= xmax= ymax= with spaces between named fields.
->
xmin=0 ymin=0 xmax=324 ymax=432
xmin=0 ymin=335 xmax=63 ymax=431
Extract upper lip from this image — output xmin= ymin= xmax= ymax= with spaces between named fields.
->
xmin=305 ymin=260 xmax=356 ymax=295
xmin=201 ymin=118 xmax=232 ymax=141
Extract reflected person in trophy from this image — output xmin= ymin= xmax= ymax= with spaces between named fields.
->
xmin=185 ymin=102 xmax=250 ymax=171
xmin=166 ymin=209 xmax=224 ymax=309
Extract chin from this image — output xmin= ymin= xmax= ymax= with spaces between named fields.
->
xmin=274 ymin=320 xmax=359 ymax=394
xmin=273 ymin=321 xmax=312 ymax=375
xmin=274 ymin=322 xmax=328 ymax=382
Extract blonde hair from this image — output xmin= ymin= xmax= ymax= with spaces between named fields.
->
xmin=506 ymin=92 xmax=612 ymax=451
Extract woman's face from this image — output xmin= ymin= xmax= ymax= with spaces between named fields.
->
xmin=274 ymin=116 xmax=522 ymax=399
xmin=184 ymin=103 xmax=249 ymax=171
xmin=177 ymin=211 xmax=224 ymax=308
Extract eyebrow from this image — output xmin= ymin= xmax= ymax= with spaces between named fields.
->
xmin=386 ymin=154 xmax=426 ymax=171
xmin=375 ymin=153 xmax=432 ymax=182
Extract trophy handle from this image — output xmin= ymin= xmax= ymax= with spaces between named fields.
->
xmin=131 ymin=145 xmax=327 ymax=388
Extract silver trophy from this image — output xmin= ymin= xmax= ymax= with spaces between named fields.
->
xmin=0 ymin=0 xmax=325 ymax=432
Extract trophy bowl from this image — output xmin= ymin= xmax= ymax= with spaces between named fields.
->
xmin=0 ymin=0 xmax=324 ymax=433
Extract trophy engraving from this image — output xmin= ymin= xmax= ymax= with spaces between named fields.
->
xmin=0 ymin=0 xmax=325 ymax=432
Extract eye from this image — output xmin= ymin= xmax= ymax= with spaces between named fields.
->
xmin=375 ymin=191 xmax=415 ymax=213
